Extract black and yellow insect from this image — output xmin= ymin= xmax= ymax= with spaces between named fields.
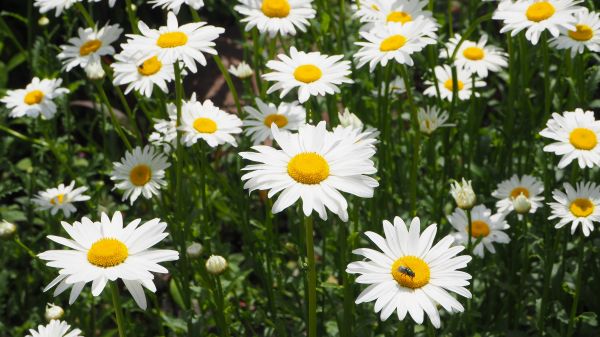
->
xmin=397 ymin=266 xmax=415 ymax=279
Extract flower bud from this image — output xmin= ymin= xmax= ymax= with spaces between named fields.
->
xmin=44 ymin=303 xmax=64 ymax=321
xmin=38 ymin=16 xmax=50 ymax=26
xmin=205 ymin=255 xmax=228 ymax=275
xmin=450 ymin=178 xmax=476 ymax=210
xmin=228 ymin=61 xmax=253 ymax=79
xmin=512 ymin=193 xmax=531 ymax=214
xmin=186 ymin=242 xmax=203 ymax=258
xmin=338 ymin=108 xmax=364 ymax=129
xmin=0 ymin=220 xmax=16 ymax=239
xmin=84 ymin=62 xmax=105 ymax=80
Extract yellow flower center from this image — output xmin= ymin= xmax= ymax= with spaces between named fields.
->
xmin=569 ymin=24 xmax=594 ymax=41
xmin=263 ymin=114 xmax=289 ymax=128
xmin=570 ymin=198 xmax=594 ymax=217
xmin=293 ymin=64 xmax=322 ymax=83
xmin=23 ymin=90 xmax=44 ymax=105
xmin=569 ymin=128 xmax=597 ymax=150
xmin=462 ymin=46 xmax=485 ymax=60
xmin=391 ymin=256 xmax=430 ymax=289
xmin=510 ymin=187 xmax=530 ymax=199
xmin=137 ymin=56 xmax=162 ymax=76
xmin=129 ymin=164 xmax=152 ymax=186
xmin=444 ymin=79 xmax=464 ymax=91
xmin=261 ymin=0 xmax=291 ymax=18
xmin=50 ymin=194 xmax=65 ymax=205
xmin=87 ymin=238 xmax=129 ymax=268
xmin=468 ymin=220 xmax=490 ymax=238
xmin=79 ymin=39 xmax=102 ymax=56
xmin=287 ymin=152 xmax=330 ymax=184
xmin=525 ymin=2 xmax=555 ymax=22
xmin=386 ymin=11 xmax=412 ymax=24
xmin=156 ymin=32 xmax=188 ymax=48
xmin=379 ymin=34 xmax=407 ymax=52
xmin=193 ymin=117 xmax=218 ymax=134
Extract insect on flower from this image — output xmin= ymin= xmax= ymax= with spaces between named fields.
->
xmin=397 ymin=265 xmax=415 ymax=279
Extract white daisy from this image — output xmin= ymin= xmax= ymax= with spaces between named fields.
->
xmin=539 ymin=108 xmax=600 ymax=169
xmin=334 ymin=109 xmax=380 ymax=146
xmin=1 ymin=77 xmax=68 ymax=119
xmin=492 ymin=174 xmax=544 ymax=215
xmin=550 ymin=8 xmax=600 ymax=56
xmin=418 ymin=106 xmax=454 ymax=135
xmin=351 ymin=0 xmax=385 ymax=23
xmin=447 ymin=205 xmax=511 ymax=258
xmin=549 ymin=181 xmax=600 ymax=236
xmin=263 ymin=47 xmax=353 ymax=103
xmin=125 ymin=12 xmax=224 ymax=73
xmin=346 ymin=217 xmax=472 ymax=328
xmin=243 ymin=98 xmax=306 ymax=145
xmin=240 ymin=121 xmax=378 ymax=221
xmin=111 ymin=50 xmax=175 ymax=98
xmin=229 ymin=61 xmax=254 ymax=79
xmin=441 ymin=33 xmax=508 ymax=78
xmin=354 ymin=19 xmax=437 ymax=71
xmin=424 ymin=65 xmax=485 ymax=101
xmin=111 ymin=145 xmax=171 ymax=205
xmin=88 ymin=0 xmax=117 ymax=7
xmin=39 ymin=211 xmax=179 ymax=309
xmin=178 ymin=94 xmax=243 ymax=147
xmin=149 ymin=0 xmax=205 ymax=14
xmin=58 ymin=23 xmax=123 ymax=72
xmin=493 ymin=0 xmax=583 ymax=45
xmin=26 ymin=320 xmax=83 ymax=337
xmin=234 ymin=0 xmax=316 ymax=37
xmin=32 ymin=181 xmax=90 ymax=218
xmin=354 ymin=0 xmax=433 ymax=26
xmin=34 ymin=0 xmax=81 ymax=16
xmin=149 ymin=107 xmax=178 ymax=153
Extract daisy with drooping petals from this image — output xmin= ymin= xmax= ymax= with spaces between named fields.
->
xmin=441 ymin=34 xmax=508 ymax=78
xmin=32 ymin=181 xmax=90 ymax=218
xmin=150 ymin=0 xmax=205 ymax=14
xmin=39 ymin=211 xmax=179 ymax=309
xmin=493 ymin=0 xmax=583 ymax=45
xmin=539 ymin=108 xmax=600 ymax=169
xmin=1 ymin=77 xmax=68 ymax=119
xmin=111 ymin=145 xmax=171 ymax=205
xmin=34 ymin=0 xmax=81 ymax=16
xmin=448 ymin=205 xmax=510 ymax=257
xmin=354 ymin=0 xmax=432 ymax=26
xmin=149 ymin=108 xmax=178 ymax=153
xmin=125 ymin=12 xmax=224 ymax=73
xmin=243 ymin=98 xmax=306 ymax=144
xmin=58 ymin=23 xmax=123 ymax=72
xmin=549 ymin=181 xmax=600 ymax=236
xmin=111 ymin=50 xmax=175 ymax=97
xmin=234 ymin=0 xmax=316 ymax=37
xmin=550 ymin=8 xmax=600 ymax=56
xmin=26 ymin=320 xmax=83 ymax=337
xmin=229 ymin=61 xmax=254 ymax=79
xmin=334 ymin=109 xmax=380 ymax=146
xmin=263 ymin=47 xmax=353 ymax=103
xmin=354 ymin=20 xmax=437 ymax=71
xmin=346 ymin=217 xmax=472 ymax=328
xmin=418 ymin=106 xmax=454 ymax=135
xmin=424 ymin=65 xmax=485 ymax=101
xmin=178 ymin=94 xmax=243 ymax=147
xmin=492 ymin=174 xmax=544 ymax=215
xmin=240 ymin=122 xmax=378 ymax=221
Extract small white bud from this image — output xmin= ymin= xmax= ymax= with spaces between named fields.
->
xmin=44 ymin=303 xmax=64 ymax=321
xmin=338 ymin=108 xmax=364 ymax=129
xmin=228 ymin=61 xmax=253 ymax=79
xmin=0 ymin=220 xmax=16 ymax=239
xmin=186 ymin=242 xmax=203 ymax=258
xmin=450 ymin=178 xmax=476 ymax=210
xmin=38 ymin=16 xmax=50 ymax=26
xmin=130 ymin=4 xmax=137 ymax=11
xmin=205 ymin=255 xmax=228 ymax=275
xmin=84 ymin=62 xmax=105 ymax=80
xmin=512 ymin=193 xmax=531 ymax=214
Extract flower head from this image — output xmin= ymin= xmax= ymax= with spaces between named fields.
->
xmin=32 ymin=181 xmax=90 ymax=218
xmin=206 ymin=255 xmax=228 ymax=275
xmin=550 ymin=8 xmax=600 ymax=56
xmin=26 ymin=320 xmax=82 ymax=337
xmin=234 ymin=0 xmax=316 ymax=37
xmin=492 ymin=174 xmax=544 ymax=215
xmin=1 ymin=77 xmax=68 ymax=119
xmin=149 ymin=0 xmax=205 ymax=14
xmin=58 ymin=23 xmax=123 ymax=72
xmin=548 ymin=181 xmax=600 ymax=236
xmin=229 ymin=61 xmax=254 ymax=79
xmin=45 ymin=303 xmax=64 ymax=321
xmin=418 ymin=106 xmax=453 ymax=135
xmin=448 ymin=205 xmax=511 ymax=257
xmin=450 ymin=178 xmax=476 ymax=210
xmin=243 ymin=98 xmax=306 ymax=145
xmin=424 ymin=65 xmax=485 ymax=101
xmin=441 ymin=33 xmax=508 ymax=78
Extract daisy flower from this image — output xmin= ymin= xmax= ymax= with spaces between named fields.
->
xmin=32 ymin=181 xmax=90 ymax=218
xmin=263 ymin=47 xmax=353 ymax=103
xmin=346 ymin=217 xmax=472 ymax=328
xmin=58 ymin=23 xmax=123 ymax=72
xmin=229 ymin=61 xmax=254 ymax=79
xmin=448 ymin=205 xmax=510 ymax=257
xmin=34 ymin=0 xmax=81 ymax=16
xmin=240 ymin=121 xmax=378 ymax=221
xmin=243 ymin=98 xmax=306 ymax=145
xmin=539 ymin=108 xmax=600 ymax=169
xmin=418 ymin=106 xmax=454 ymax=135
xmin=89 ymin=0 xmax=117 ymax=7
xmin=125 ymin=12 xmax=224 ymax=73
xmin=424 ymin=65 xmax=485 ymax=101
xmin=178 ymin=94 xmax=243 ymax=147
xmin=234 ymin=0 xmax=316 ymax=37
xmin=354 ymin=20 xmax=437 ymax=71
xmin=549 ymin=181 xmax=600 ymax=236
xmin=1 ymin=77 xmax=68 ymax=119
xmin=149 ymin=0 xmax=205 ymax=14
xmin=334 ymin=109 xmax=380 ymax=146
xmin=111 ymin=145 xmax=171 ymax=205
xmin=354 ymin=0 xmax=432 ymax=26
xmin=111 ymin=50 xmax=175 ymax=98
xmin=39 ymin=211 xmax=179 ymax=309
xmin=149 ymin=107 xmax=178 ymax=153
xmin=550 ymin=8 xmax=600 ymax=56
xmin=441 ymin=34 xmax=508 ymax=78
xmin=492 ymin=174 xmax=544 ymax=215
xmin=26 ymin=320 xmax=83 ymax=337
xmin=493 ymin=0 xmax=583 ymax=45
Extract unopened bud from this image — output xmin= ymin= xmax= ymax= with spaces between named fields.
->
xmin=84 ymin=62 xmax=105 ymax=80
xmin=38 ymin=16 xmax=50 ymax=26
xmin=186 ymin=242 xmax=203 ymax=258
xmin=205 ymin=255 xmax=228 ymax=275
xmin=450 ymin=178 xmax=476 ymax=210
xmin=338 ymin=108 xmax=364 ymax=129
xmin=0 ymin=220 xmax=16 ymax=239
xmin=512 ymin=193 xmax=531 ymax=214
xmin=45 ymin=303 xmax=64 ymax=321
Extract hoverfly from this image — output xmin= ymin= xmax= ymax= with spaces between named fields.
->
xmin=397 ymin=266 xmax=415 ymax=279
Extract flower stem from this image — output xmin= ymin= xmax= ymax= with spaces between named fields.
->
xmin=94 ymin=81 xmax=132 ymax=150
xmin=110 ymin=282 xmax=127 ymax=337
xmin=566 ymin=240 xmax=585 ymax=337
xmin=213 ymin=55 xmax=243 ymax=116
xmin=304 ymin=215 xmax=317 ymax=337
xmin=213 ymin=275 xmax=230 ymax=337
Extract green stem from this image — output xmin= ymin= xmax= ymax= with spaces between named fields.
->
xmin=213 ymin=55 xmax=243 ymax=116
xmin=566 ymin=240 xmax=585 ymax=337
xmin=74 ymin=3 xmax=94 ymax=27
xmin=124 ymin=0 xmax=139 ymax=33
xmin=110 ymin=282 xmax=127 ymax=337
xmin=399 ymin=65 xmax=420 ymax=216
xmin=14 ymin=236 xmax=37 ymax=259
xmin=213 ymin=275 xmax=230 ymax=337
xmin=94 ymin=81 xmax=132 ymax=150
xmin=304 ymin=215 xmax=317 ymax=337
